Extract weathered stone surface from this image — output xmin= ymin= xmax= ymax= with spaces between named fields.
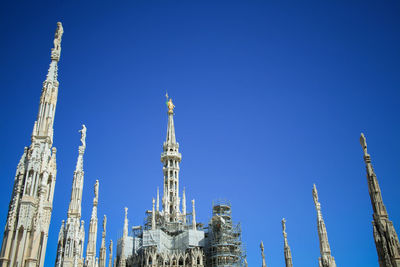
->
xmin=360 ymin=134 xmax=400 ymax=267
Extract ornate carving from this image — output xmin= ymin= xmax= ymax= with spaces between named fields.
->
xmin=79 ymin=124 xmax=87 ymax=148
xmin=51 ymin=22 xmax=63 ymax=61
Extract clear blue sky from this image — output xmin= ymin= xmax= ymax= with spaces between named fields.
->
xmin=0 ymin=1 xmax=399 ymax=266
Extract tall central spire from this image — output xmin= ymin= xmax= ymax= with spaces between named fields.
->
xmin=161 ymin=96 xmax=182 ymax=222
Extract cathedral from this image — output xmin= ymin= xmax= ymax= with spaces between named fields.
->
xmin=0 ymin=22 xmax=400 ymax=267
xmin=114 ymin=97 xmax=244 ymax=267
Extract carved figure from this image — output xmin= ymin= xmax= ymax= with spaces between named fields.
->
xmin=260 ymin=241 xmax=267 ymax=267
xmin=94 ymin=180 xmax=99 ymax=201
xmin=313 ymin=184 xmax=319 ymax=206
xmin=282 ymin=218 xmax=286 ymax=234
xmin=79 ymin=124 xmax=87 ymax=148
xmin=167 ymin=99 xmax=175 ymax=114
xmin=26 ymin=175 xmax=32 ymax=195
xmin=54 ymin=22 xmax=63 ymax=51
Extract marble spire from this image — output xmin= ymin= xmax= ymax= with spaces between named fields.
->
xmin=68 ymin=125 xmax=87 ymax=218
xmin=118 ymin=208 xmax=128 ymax=267
xmin=108 ymin=240 xmax=113 ymax=267
xmin=182 ymin=188 xmax=187 ymax=224
xmin=261 ymin=241 xmax=267 ymax=267
xmin=161 ymin=96 xmax=182 ymax=222
xmin=313 ymin=184 xmax=337 ymax=267
xmin=99 ymin=215 xmax=107 ymax=267
xmin=152 ymin=198 xmax=156 ymax=230
xmin=282 ymin=218 xmax=293 ymax=267
xmin=192 ymin=199 xmax=197 ymax=230
xmin=55 ymin=125 xmax=87 ymax=267
xmin=0 ymin=22 xmax=63 ymax=267
xmin=86 ymin=180 xmax=99 ymax=267
xmin=34 ymin=22 xmax=64 ymax=143
xmin=360 ymin=133 xmax=400 ymax=267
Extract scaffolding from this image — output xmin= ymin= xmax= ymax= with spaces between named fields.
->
xmin=207 ymin=200 xmax=245 ymax=267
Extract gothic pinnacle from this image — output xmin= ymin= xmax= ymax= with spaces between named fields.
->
xmin=119 ymin=208 xmax=128 ymax=266
xmin=360 ymin=133 xmax=400 ymax=267
xmin=68 ymin=125 xmax=87 ymax=217
xmin=108 ymin=240 xmax=113 ymax=267
xmin=99 ymin=215 xmax=107 ymax=267
xmin=86 ymin=180 xmax=99 ymax=267
xmin=313 ymin=184 xmax=337 ymax=267
xmin=152 ymin=198 xmax=156 ymax=230
xmin=261 ymin=241 xmax=267 ymax=267
xmin=34 ymin=22 xmax=64 ymax=141
xmin=282 ymin=218 xmax=293 ymax=267
xmin=182 ymin=187 xmax=187 ymax=224
xmin=192 ymin=199 xmax=196 ymax=230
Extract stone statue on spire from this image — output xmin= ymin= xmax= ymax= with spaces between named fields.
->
xmin=261 ymin=241 xmax=267 ymax=267
xmin=54 ymin=22 xmax=63 ymax=50
xmin=313 ymin=184 xmax=319 ymax=207
xmin=94 ymin=180 xmax=99 ymax=203
xmin=51 ymin=22 xmax=63 ymax=61
xmin=103 ymin=215 xmax=107 ymax=233
xmin=282 ymin=218 xmax=287 ymax=235
xmin=79 ymin=124 xmax=87 ymax=148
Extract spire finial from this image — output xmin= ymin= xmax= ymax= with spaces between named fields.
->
xmin=165 ymin=91 xmax=175 ymax=114
xmin=360 ymin=133 xmax=370 ymax=158
xmin=51 ymin=22 xmax=63 ymax=61
xmin=312 ymin=184 xmax=319 ymax=207
xmin=282 ymin=218 xmax=286 ymax=236
xmin=167 ymin=98 xmax=175 ymax=114
xmin=79 ymin=124 xmax=87 ymax=148
xmin=94 ymin=180 xmax=99 ymax=206
xmin=261 ymin=241 xmax=267 ymax=267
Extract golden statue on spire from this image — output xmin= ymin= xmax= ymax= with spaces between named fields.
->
xmin=165 ymin=92 xmax=175 ymax=114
